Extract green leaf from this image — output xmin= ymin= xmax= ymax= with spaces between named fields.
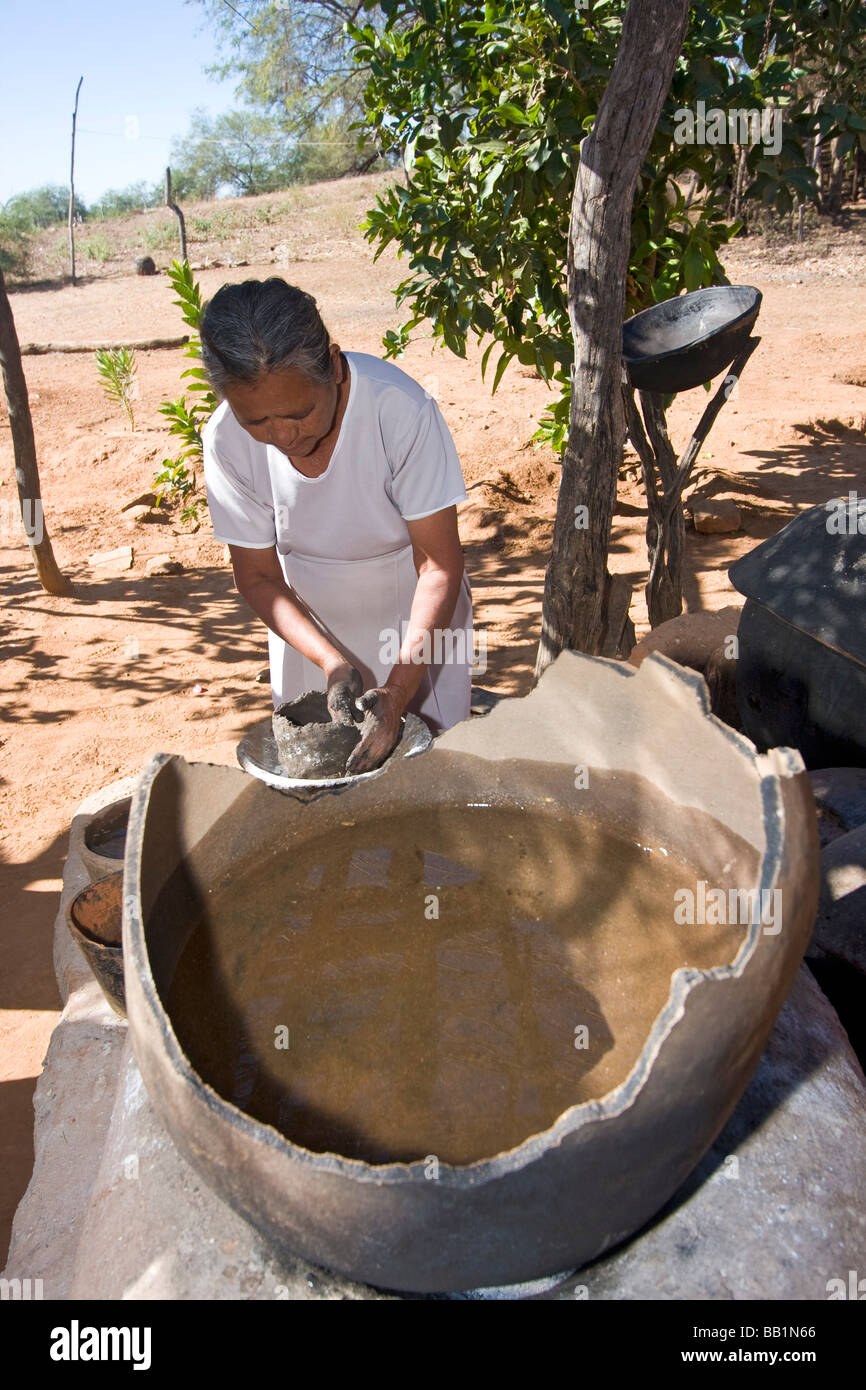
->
xmin=491 ymin=347 xmax=513 ymax=396
xmin=479 ymin=160 xmax=505 ymax=201
xmin=682 ymin=244 xmax=707 ymax=293
xmin=496 ymin=102 xmax=531 ymax=126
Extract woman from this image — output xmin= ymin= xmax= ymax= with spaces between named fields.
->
xmin=200 ymin=278 xmax=474 ymax=774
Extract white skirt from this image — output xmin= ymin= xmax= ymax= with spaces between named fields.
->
xmin=269 ymin=542 xmax=474 ymax=734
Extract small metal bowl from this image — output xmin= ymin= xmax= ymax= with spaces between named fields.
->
xmin=66 ymin=871 xmax=126 ymax=1016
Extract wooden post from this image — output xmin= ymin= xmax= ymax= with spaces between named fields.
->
xmin=624 ymin=335 xmax=761 ymax=628
xmin=165 ymin=168 xmax=188 ymax=264
xmin=0 ymin=268 xmax=73 ymax=596
xmin=68 ymin=76 xmax=83 ymax=285
xmin=535 ymin=0 xmax=690 ymax=678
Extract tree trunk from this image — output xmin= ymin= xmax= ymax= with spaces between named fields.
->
xmin=814 ymin=117 xmax=826 ymax=212
xmin=825 ymin=134 xmax=847 ymax=218
xmin=0 ymin=267 xmax=73 ymax=595
xmin=535 ymin=0 xmax=690 ymax=678
xmin=165 ymin=168 xmax=188 ymax=264
xmin=21 ymin=335 xmax=189 ymax=355
xmin=68 ymin=76 xmax=83 ymax=285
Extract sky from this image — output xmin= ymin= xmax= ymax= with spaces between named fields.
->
xmin=0 ymin=0 xmax=243 ymax=206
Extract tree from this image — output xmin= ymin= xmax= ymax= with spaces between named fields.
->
xmin=787 ymin=0 xmax=866 ymax=217
xmin=0 ymin=267 xmax=72 ymax=596
xmin=1 ymin=184 xmax=81 ymax=228
xmin=168 ymin=105 xmax=365 ymax=198
xmin=348 ymin=0 xmax=863 ymax=662
xmin=169 ymin=107 xmax=300 ymax=199
xmin=87 ymin=182 xmax=163 ymax=220
xmin=537 ymin=0 xmax=690 ymax=670
xmin=186 ymin=0 xmax=387 ymax=174
xmin=352 ymin=2 xmax=845 ymax=457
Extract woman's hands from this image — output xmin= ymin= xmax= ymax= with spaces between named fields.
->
xmin=325 ymin=662 xmax=363 ymax=726
xmin=329 ymin=508 xmax=465 ymax=775
xmin=346 ymin=686 xmax=403 ymax=775
xmin=326 ymin=662 xmax=402 ymax=773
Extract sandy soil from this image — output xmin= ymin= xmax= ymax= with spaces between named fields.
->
xmin=2 ymin=173 xmax=865 ymax=1262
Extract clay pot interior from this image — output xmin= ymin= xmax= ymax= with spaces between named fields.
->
xmin=156 ymin=762 xmax=759 ymax=1167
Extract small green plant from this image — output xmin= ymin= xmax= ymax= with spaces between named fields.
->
xmin=82 ymin=234 xmax=113 ymax=263
xmin=152 ymin=458 xmax=203 ymax=527
xmin=154 ymin=259 xmax=216 ymax=529
xmin=95 ymin=346 xmax=137 ymax=431
xmin=142 ymin=221 xmax=178 ymax=252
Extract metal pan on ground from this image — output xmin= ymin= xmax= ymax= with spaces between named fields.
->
xmin=622 ymin=285 xmax=762 ymax=394
xmin=237 ymin=711 xmax=433 ymax=793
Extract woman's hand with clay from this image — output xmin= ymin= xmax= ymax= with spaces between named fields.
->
xmin=326 ymin=662 xmax=363 ymax=727
xmin=346 ymin=686 xmax=403 ymax=774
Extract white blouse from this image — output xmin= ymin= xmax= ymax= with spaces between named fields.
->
xmin=202 ymin=351 xmax=474 ymax=730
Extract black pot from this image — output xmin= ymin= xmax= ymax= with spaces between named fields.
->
xmin=623 ymin=285 xmax=762 ymax=394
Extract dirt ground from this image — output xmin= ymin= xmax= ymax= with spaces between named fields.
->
xmin=2 ymin=173 xmax=865 ymax=1263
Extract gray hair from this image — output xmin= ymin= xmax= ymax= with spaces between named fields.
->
xmin=199 ymin=278 xmax=334 ymax=394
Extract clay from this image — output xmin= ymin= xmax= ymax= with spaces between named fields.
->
xmin=272 ymin=691 xmax=361 ymax=779
xmin=628 ymin=606 xmax=741 ymax=674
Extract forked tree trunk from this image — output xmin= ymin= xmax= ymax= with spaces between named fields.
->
xmin=0 ymin=268 xmax=73 ymax=596
xmin=165 ymin=167 xmax=188 ymax=263
xmin=68 ymin=76 xmax=83 ymax=285
xmin=535 ymin=0 xmax=690 ymax=677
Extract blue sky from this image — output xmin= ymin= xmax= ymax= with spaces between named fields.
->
xmin=0 ymin=0 xmax=242 ymax=205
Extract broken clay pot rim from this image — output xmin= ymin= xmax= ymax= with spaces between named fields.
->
xmin=123 ymin=654 xmax=810 ymax=1185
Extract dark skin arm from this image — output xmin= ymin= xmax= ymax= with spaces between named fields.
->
xmin=228 ymin=544 xmax=359 ymax=713
xmin=345 ymin=505 xmax=465 ymax=773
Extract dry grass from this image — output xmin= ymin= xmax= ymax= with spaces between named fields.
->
xmin=11 ymin=171 xmax=403 ymax=285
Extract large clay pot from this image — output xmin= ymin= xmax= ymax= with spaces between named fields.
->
xmin=122 ymin=651 xmax=819 ymax=1293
